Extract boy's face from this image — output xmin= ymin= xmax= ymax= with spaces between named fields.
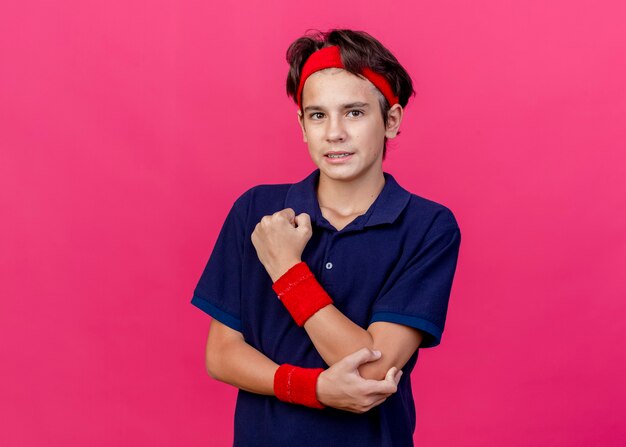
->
xmin=297 ymin=68 xmax=402 ymax=184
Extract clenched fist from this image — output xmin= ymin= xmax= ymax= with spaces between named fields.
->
xmin=251 ymin=208 xmax=313 ymax=282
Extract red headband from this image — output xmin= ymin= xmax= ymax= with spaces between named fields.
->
xmin=296 ymin=45 xmax=399 ymax=109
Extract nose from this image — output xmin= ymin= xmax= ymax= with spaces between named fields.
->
xmin=325 ymin=113 xmax=347 ymax=142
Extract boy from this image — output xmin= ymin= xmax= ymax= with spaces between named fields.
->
xmin=191 ymin=29 xmax=461 ymax=446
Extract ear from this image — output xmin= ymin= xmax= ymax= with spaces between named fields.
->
xmin=297 ymin=109 xmax=308 ymax=143
xmin=384 ymin=104 xmax=404 ymax=139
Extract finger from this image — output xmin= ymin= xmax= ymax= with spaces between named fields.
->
xmin=279 ymin=208 xmax=296 ymax=222
xmin=362 ymin=375 xmax=397 ymax=393
xmin=364 ymin=375 xmax=398 ymax=395
xmin=385 ymin=367 xmax=397 ymax=382
xmin=385 ymin=366 xmax=403 ymax=385
xmin=295 ymin=212 xmax=311 ymax=232
xmin=339 ymin=347 xmax=382 ymax=371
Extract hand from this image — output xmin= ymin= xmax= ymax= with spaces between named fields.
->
xmin=315 ymin=348 xmax=403 ymax=414
xmin=251 ymin=208 xmax=313 ymax=282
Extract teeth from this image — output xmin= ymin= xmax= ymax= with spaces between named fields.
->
xmin=327 ymin=153 xmax=351 ymax=158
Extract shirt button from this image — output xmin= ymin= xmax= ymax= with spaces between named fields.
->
xmin=325 ymin=262 xmax=333 ymax=270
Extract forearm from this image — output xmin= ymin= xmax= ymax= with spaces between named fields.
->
xmin=303 ymin=305 xmax=374 ymax=366
xmin=266 ymin=259 xmax=376 ymax=376
xmin=208 ymin=336 xmax=397 ymax=413
xmin=270 ymin=262 xmax=419 ymax=380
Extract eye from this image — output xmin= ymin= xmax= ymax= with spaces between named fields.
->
xmin=309 ymin=112 xmax=324 ymax=120
xmin=348 ymin=110 xmax=364 ymax=117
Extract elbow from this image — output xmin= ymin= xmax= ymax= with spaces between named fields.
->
xmin=205 ymin=346 xmax=222 ymax=380
xmin=204 ymin=319 xmax=243 ymax=381
xmin=206 ymin=356 xmax=223 ymax=381
xmin=205 ymin=327 xmax=244 ymax=381
xmin=205 ymin=353 xmax=216 ymax=379
xmin=353 ymin=334 xmax=388 ymax=380
xmin=205 ymin=360 xmax=217 ymax=380
xmin=357 ymin=361 xmax=389 ymax=381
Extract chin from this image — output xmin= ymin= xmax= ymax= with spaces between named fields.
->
xmin=320 ymin=167 xmax=360 ymax=181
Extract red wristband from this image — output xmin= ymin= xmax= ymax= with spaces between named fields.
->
xmin=274 ymin=364 xmax=326 ymax=409
xmin=271 ymin=262 xmax=334 ymax=326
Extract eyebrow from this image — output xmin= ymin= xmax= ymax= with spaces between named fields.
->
xmin=303 ymin=102 xmax=371 ymax=113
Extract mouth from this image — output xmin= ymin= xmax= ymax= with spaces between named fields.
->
xmin=324 ymin=151 xmax=354 ymax=159
xmin=324 ymin=151 xmax=354 ymax=164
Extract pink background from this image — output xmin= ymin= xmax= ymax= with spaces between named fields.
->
xmin=1 ymin=1 xmax=625 ymax=445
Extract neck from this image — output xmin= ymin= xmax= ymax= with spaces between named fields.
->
xmin=316 ymin=167 xmax=386 ymax=216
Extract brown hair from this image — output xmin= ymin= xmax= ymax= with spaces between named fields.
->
xmin=285 ymin=28 xmax=416 ymax=160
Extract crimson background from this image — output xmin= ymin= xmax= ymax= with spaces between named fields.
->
xmin=1 ymin=1 xmax=625 ymax=446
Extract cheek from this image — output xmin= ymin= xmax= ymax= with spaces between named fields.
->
xmin=304 ymin=126 xmax=322 ymax=140
xmin=357 ymin=121 xmax=384 ymax=143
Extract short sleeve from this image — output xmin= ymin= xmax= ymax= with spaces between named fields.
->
xmin=190 ymin=193 xmax=248 ymax=332
xmin=369 ymin=225 xmax=461 ymax=348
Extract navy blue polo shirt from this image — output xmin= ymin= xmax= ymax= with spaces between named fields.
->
xmin=191 ymin=168 xmax=461 ymax=447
